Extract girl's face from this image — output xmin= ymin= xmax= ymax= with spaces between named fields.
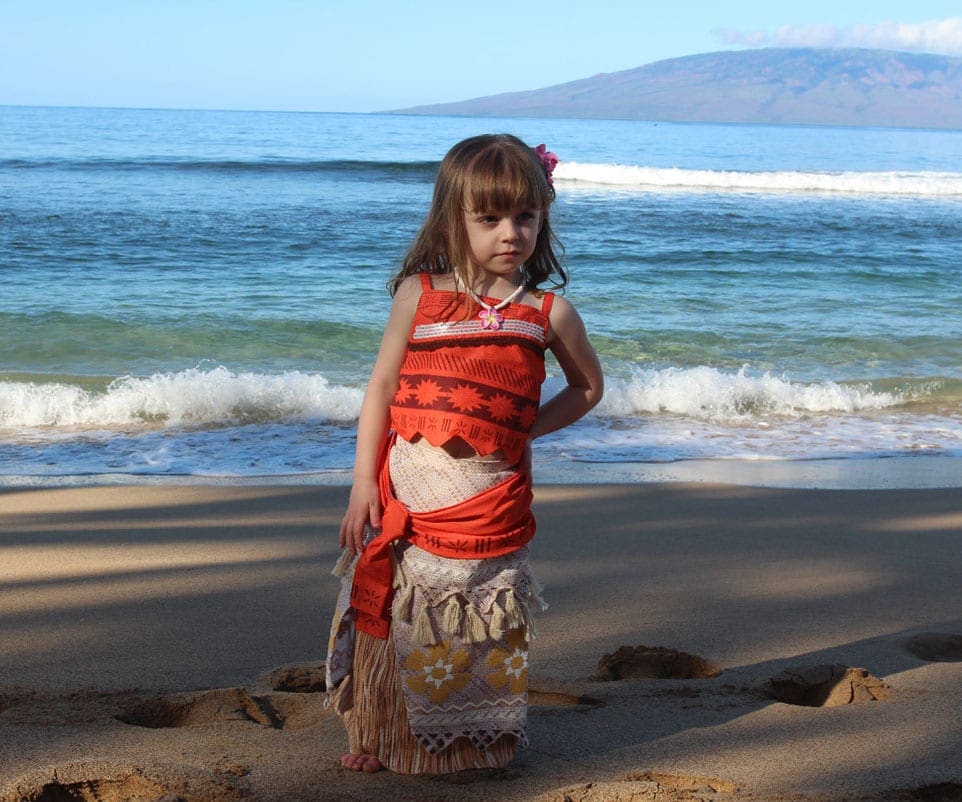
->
xmin=462 ymin=205 xmax=543 ymax=281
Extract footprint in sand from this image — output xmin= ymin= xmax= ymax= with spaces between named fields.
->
xmin=1 ymin=763 xmax=251 ymax=802
xmin=267 ymin=663 xmax=327 ymax=693
xmin=595 ymin=645 xmax=723 ymax=681
xmin=539 ymin=771 xmax=739 ymax=801
xmin=528 ymin=686 xmax=604 ymax=709
xmin=898 ymin=781 xmax=962 ymax=801
xmin=903 ymin=633 xmax=962 ymax=663
xmin=116 ymin=687 xmax=281 ymax=729
xmin=115 ymin=664 xmax=334 ymax=733
xmin=116 ymin=686 xmax=326 ymax=731
xmin=6 ymin=773 xmax=168 ymax=802
xmin=765 ymin=663 xmax=889 ymax=707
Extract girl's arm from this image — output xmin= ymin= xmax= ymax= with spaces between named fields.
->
xmin=338 ymin=275 xmax=421 ymax=554
xmin=530 ymin=295 xmax=604 ymax=440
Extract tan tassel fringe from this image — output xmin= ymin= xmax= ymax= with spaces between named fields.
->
xmin=393 ymin=583 xmax=415 ymax=623
xmin=522 ymin=599 xmax=537 ymax=639
xmin=331 ymin=548 xmax=354 ymax=578
xmin=462 ymin=602 xmax=487 ymax=644
xmin=442 ymin=595 xmax=463 ymax=636
xmin=489 ymin=600 xmax=507 ymax=641
xmin=392 ymin=559 xmax=408 ymax=590
xmin=413 ymin=605 xmax=438 ymax=646
xmin=501 ymin=591 xmax=525 ymax=631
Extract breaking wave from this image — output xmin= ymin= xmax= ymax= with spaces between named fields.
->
xmin=594 ymin=366 xmax=907 ymax=421
xmin=0 ymin=365 xmax=925 ymax=433
xmin=0 ymin=367 xmax=363 ymax=429
xmin=554 ymin=162 xmax=962 ymax=196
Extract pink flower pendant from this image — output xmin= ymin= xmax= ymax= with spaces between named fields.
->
xmin=478 ymin=308 xmax=504 ymax=330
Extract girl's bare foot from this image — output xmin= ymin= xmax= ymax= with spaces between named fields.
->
xmin=340 ymin=753 xmax=384 ymax=772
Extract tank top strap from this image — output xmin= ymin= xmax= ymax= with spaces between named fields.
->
xmin=418 ymin=272 xmax=433 ymax=291
xmin=541 ymin=291 xmax=555 ymax=316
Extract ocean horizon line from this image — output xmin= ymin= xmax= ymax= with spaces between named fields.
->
xmin=5 ymin=103 xmax=962 ymax=134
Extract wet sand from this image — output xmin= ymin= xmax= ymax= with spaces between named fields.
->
xmin=1 ymin=482 xmax=960 ymax=801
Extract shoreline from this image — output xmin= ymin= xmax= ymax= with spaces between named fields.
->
xmin=2 ymin=453 xmax=961 ymax=491
xmin=1 ymin=481 xmax=961 ymax=800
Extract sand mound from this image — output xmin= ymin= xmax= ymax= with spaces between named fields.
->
xmin=266 ymin=663 xmax=327 ymax=693
xmin=1 ymin=764 xmax=252 ymax=802
xmin=628 ymin=772 xmax=739 ymax=794
xmin=528 ymin=688 xmax=605 ymax=708
xmin=904 ymin=633 xmax=962 ymax=663
xmin=537 ymin=771 xmax=738 ymax=801
xmin=114 ymin=687 xmax=326 ymax=733
xmin=596 ymin=646 xmax=722 ymax=680
xmin=766 ymin=664 xmax=889 ymax=707
xmin=15 ymin=774 xmax=166 ymax=802
xmin=900 ymin=782 xmax=962 ymax=801
xmin=116 ymin=688 xmax=281 ymax=729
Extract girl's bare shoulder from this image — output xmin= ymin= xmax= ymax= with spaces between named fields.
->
xmin=394 ymin=273 xmax=425 ymax=299
xmin=547 ymin=292 xmax=579 ymax=319
xmin=545 ymin=293 xmax=587 ymax=341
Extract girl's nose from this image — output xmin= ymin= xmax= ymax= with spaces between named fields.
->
xmin=500 ymin=219 xmax=520 ymax=240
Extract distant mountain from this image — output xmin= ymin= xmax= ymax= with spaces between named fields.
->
xmin=393 ymin=48 xmax=962 ymax=130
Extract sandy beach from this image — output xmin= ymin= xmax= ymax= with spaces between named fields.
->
xmin=1 ymin=480 xmax=960 ymax=801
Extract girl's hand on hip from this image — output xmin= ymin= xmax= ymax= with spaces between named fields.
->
xmin=339 ymin=479 xmax=382 ymax=554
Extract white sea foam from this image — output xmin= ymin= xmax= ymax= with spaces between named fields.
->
xmin=0 ymin=365 xmax=909 ymax=432
xmin=593 ymin=366 xmax=905 ymax=421
xmin=0 ymin=367 xmax=364 ymax=429
xmin=554 ymin=162 xmax=962 ymax=196
xmin=546 ymin=408 xmax=962 ymax=465
xmin=1 ymin=366 xmax=959 ymax=480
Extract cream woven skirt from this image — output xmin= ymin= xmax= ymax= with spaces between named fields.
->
xmin=327 ymin=436 xmax=542 ymax=774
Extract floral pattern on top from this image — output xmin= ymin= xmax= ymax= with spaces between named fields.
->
xmin=486 ymin=393 xmax=517 ymax=423
xmin=448 ymin=383 xmax=485 ymax=413
xmin=394 ymin=377 xmax=414 ymax=404
xmin=413 ymin=378 xmax=444 ymax=407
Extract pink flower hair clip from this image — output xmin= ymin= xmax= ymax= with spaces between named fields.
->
xmin=534 ymin=144 xmax=558 ymax=187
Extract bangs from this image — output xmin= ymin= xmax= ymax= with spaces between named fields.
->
xmin=461 ymin=147 xmax=549 ymax=213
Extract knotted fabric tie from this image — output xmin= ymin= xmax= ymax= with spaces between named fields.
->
xmin=350 ymin=432 xmax=535 ymax=638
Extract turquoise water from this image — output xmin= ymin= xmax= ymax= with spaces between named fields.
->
xmin=1 ymin=106 xmax=961 ymax=482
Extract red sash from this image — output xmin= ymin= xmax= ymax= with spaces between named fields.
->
xmin=350 ymin=433 xmax=535 ymax=638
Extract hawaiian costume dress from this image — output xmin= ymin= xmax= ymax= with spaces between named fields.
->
xmin=327 ymin=274 xmax=553 ymax=773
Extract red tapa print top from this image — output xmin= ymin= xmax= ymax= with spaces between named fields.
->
xmin=389 ymin=273 xmax=554 ymax=463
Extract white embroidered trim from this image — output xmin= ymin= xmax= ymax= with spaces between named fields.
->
xmin=412 ymin=319 xmax=546 ymax=344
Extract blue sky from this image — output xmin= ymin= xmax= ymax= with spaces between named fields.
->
xmin=2 ymin=1 xmax=961 ymax=112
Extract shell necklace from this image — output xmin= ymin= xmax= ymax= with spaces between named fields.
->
xmin=468 ymin=282 xmax=525 ymax=331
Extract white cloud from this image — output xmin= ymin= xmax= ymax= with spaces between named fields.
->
xmin=718 ymin=18 xmax=962 ymax=56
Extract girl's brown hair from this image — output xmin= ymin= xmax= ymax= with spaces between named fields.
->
xmin=389 ymin=134 xmax=566 ymax=295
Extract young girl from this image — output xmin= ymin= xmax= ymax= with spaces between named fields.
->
xmin=327 ymin=133 xmax=603 ymax=775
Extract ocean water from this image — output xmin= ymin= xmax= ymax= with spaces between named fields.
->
xmin=1 ymin=105 xmax=961 ymax=486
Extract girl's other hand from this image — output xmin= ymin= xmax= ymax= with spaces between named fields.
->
xmin=339 ymin=479 xmax=382 ymax=554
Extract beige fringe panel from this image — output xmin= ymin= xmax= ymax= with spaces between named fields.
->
xmin=330 ymin=436 xmax=544 ymax=775
xmin=344 ymin=630 xmax=517 ymax=774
